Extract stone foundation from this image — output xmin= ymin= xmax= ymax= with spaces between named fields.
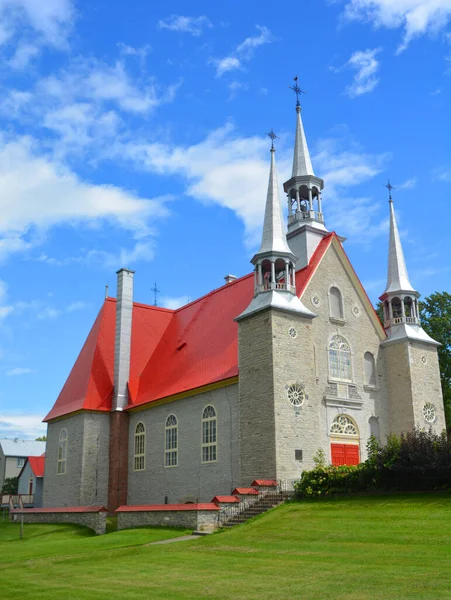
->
xmin=116 ymin=503 xmax=220 ymax=532
xmin=10 ymin=506 xmax=107 ymax=535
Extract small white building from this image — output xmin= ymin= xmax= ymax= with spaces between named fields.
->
xmin=0 ymin=439 xmax=46 ymax=491
xmin=17 ymin=455 xmax=46 ymax=507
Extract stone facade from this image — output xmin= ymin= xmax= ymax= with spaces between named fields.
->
xmin=127 ymin=384 xmax=239 ymax=505
xmin=384 ymin=341 xmax=446 ymax=435
xmin=10 ymin=508 xmax=107 ymax=535
xmin=43 ymin=413 xmax=110 ymax=508
xmin=116 ymin=507 xmax=219 ymax=532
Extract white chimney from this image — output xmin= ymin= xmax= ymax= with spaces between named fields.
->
xmin=113 ymin=268 xmax=134 ymax=411
xmin=224 ymin=274 xmax=237 ymax=284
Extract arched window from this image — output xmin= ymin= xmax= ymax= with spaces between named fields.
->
xmin=57 ymin=429 xmax=67 ymax=475
xmin=364 ymin=352 xmax=376 ymax=387
xmin=329 ymin=335 xmax=352 ymax=381
xmin=392 ymin=297 xmax=402 ymax=318
xmin=369 ymin=417 xmax=380 ymax=442
xmin=404 ymin=296 xmax=413 ymax=318
xmin=329 ymin=286 xmax=344 ymax=319
xmin=201 ymin=406 xmax=217 ymax=463
xmin=165 ymin=415 xmax=178 ymax=467
xmin=330 ymin=415 xmax=358 ymax=437
xmin=134 ymin=422 xmax=146 ymax=471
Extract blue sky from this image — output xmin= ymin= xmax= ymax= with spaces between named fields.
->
xmin=0 ymin=0 xmax=450 ymax=438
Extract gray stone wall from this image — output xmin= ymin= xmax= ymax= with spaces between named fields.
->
xmin=384 ymin=341 xmax=446 ymax=435
xmin=10 ymin=510 xmax=107 ymax=535
xmin=43 ymin=412 xmax=110 ymax=508
xmin=117 ymin=509 xmax=218 ymax=532
xmin=298 ymin=243 xmax=389 ymax=467
xmin=127 ymin=384 xmax=239 ymax=505
xmin=238 ymin=311 xmax=277 ymax=485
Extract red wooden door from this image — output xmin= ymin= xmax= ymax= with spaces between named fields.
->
xmin=331 ymin=444 xmax=360 ymax=466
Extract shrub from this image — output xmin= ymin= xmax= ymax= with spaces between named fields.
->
xmin=294 ymin=428 xmax=451 ymax=497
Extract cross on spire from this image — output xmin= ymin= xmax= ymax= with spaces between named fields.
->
xmin=289 ymin=76 xmax=305 ymax=107
xmin=266 ymin=129 xmax=278 ymax=149
xmin=385 ymin=180 xmax=395 ymax=201
xmin=151 ymin=282 xmax=160 ymax=306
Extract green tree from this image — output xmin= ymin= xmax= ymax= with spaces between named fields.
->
xmin=35 ymin=436 xmax=47 ymax=441
xmin=1 ymin=477 xmax=18 ymax=495
xmin=419 ymin=292 xmax=451 ymax=429
xmin=375 ymin=300 xmax=385 ymax=325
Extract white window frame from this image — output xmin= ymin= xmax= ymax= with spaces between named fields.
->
xmin=329 ymin=414 xmax=359 ymax=438
xmin=57 ymin=429 xmax=68 ymax=475
xmin=17 ymin=458 xmax=25 ymax=468
xmin=201 ymin=405 xmax=217 ymax=464
xmin=134 ymin=422 xmax=146 ymax=471
xmin=328 ymin=285 xmax=345 ymax=321
xmin=328 ymin=335 xmax=353 ymax=382
xmin=165 ymin=415 xmax=178 ymax=468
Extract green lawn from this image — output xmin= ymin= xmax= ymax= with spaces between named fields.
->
xmin=1 ymin=495 xmax=451 ymax=600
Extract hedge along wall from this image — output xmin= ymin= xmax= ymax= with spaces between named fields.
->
xmin=10 ymin=506 xmax=108 ymax=535
xmin=116 ymin=503 xmax=220 ymax=531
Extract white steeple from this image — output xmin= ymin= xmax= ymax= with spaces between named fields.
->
xmin=379 ymin=185 xmax=438 ymax=346
xmin=257 ymin=143 xmax=293 ymax=256
xmin=237 ymin=136 xmax=315 ymax=321
xmin=283 ymin=81 xmax=329 ymax=269
xmin=292 ymin=104 xmax=315 ymax=178
xmin=384 ymin=198 xmax=415 ymax=295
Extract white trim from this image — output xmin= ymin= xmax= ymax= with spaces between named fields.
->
xmin=57 ymin=428 xmax=67 ymax=475
xmin=133 ymin=422 xmax=146 ymax=472
xmin=201 ymin=405 xmax=217 ymax=464
xmin=164 ymin=414 xmax=178 ymax=468
xmin=328 ymin=334 xmax=353 ymax=382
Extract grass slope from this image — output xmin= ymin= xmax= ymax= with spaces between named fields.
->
xmin=1 ymin=495 xmax=451 ymax=600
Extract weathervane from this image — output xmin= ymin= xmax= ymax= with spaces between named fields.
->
xmin=385 ymin=179 xmax=395 ymax=201
xmin=289 ymin=76 xmax=305 ymax=107
xmin=266 ymin=129 xmax=278 ymax=149
xmin=151 ymin=281 xmax=160 ymax=306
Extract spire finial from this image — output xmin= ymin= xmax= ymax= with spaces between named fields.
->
xmin=266 ymin=129 xmax=278 ymax=150
xmin=289 ymin=76 xmax=305 ymax=108
xmin=385 ymin=180 xmax=395 ymax=202
xmin=151 ymin=282 xmax=160 ymax=306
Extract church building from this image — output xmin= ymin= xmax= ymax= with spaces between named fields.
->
xmin=42 ymin=96 xmax=446 ymax=512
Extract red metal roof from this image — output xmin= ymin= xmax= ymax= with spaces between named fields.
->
xmin=211 ymin=495 xmax=241 ymax=504
xmin=47 ymin=232 xmax=380 ymax=422
xmin=28 ymin=456 xmax=45 ymax=478
xmin=116 ymin=503 xmax=219 ymax=512
xmin=251 ymin=480 xmax=278 ymax=487
xmin=232 ymin=488 xmax=260 ymax=495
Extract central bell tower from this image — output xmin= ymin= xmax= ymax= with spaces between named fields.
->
xmin=283 ymin=80 xmax=328 ymax=269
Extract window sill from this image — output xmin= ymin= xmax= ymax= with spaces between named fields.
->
xmin=324 ymin=396 xmax=363 ymax=410
xmin=363 ymin=385 xmax=379 ymax=392
xmin=329 ymin=317 xmax=346 ymax=326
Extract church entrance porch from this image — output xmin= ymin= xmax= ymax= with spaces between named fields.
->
xmin=331 ymin=443 xmax=360 ymax=466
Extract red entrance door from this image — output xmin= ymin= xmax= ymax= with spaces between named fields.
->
xmin=331 ymin=444 xmax=360 ymax=466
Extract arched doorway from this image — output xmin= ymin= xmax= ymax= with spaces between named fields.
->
xmin=329 ymin=414 xmax=360 ymax=466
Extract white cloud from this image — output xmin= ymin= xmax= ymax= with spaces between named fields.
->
xmin=0 ymin=279 xmax=13 ymax=319
xmin=0 ymin=412 xmax=46 ymax=438
xmin=115 ymin=123 xmax=389 ymax=248
xmin=161 ymin=295 xmax=190 ymax=310
xmin=432 ymin=167 xmax=451 ymax=181
xmin=6 ymin=367 xmax=34 ymax=375
xmin=341 ymin=48 xmax=382 ymax=98
xmin=343 ymin=0 xmax=451 ymax=52
xmin=7 ymin=42 xmax=40 ymax=68
xmin=0 ymin=133 xmax=171 ymax=262
xmin=228 ymin=80 xmax=248 ymax=100
xmin=66 ymin=301 xmax=89 ymax=312
xmin=157 ymin=15 xmax=212 ymax=36
xmin=397 ymin=177 xmax=417 ymax=189
xmin=211 ymin=25 xmax=274 ymax=76
xmin=0 ymin=0 xmax=74 ymax=50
